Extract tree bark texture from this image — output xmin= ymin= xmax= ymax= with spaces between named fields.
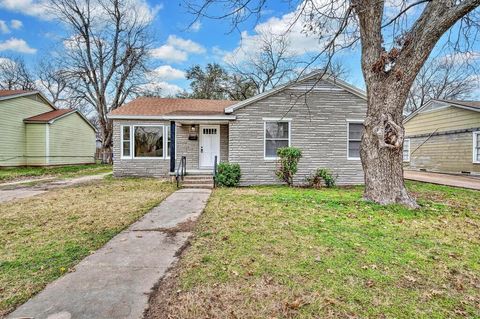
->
xmin=353 ymin=0 xmax=480 ymax=207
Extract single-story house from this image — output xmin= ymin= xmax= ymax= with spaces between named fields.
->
xmin=0 ymin=90 xmax=97 ymax=167
xmin=108 ymin=70 xmax=368 ymax=185
xmin=403 ymin=99 xmax=480 ymax=175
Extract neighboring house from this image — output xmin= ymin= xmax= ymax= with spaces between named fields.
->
xmin=403 ymin=99 xmax=480 ymax=175
xmin=0 ymin=90 xmax=97 ymax=167
xmin=108 ymin=71 xmax=368 ymax=185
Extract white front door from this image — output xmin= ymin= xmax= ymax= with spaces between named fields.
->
xmin=199 ymin=125 xmax=220 ymax=168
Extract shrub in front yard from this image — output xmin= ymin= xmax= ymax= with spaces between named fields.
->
xmin=275 ymin=147 xmax=302 ymax=186
xmin=215 ymin=162 xmax=241 ymax=187
xmin=306 ymin=168 xmax=336 ymax=188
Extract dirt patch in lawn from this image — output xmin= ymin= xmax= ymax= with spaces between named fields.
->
xmin=145 ymin=183 xmax=480 ymax=319
xmin=0 ymin=177 xmax=175 ymax=316
xmin=146 ymin=249 xmax=317 ymax=319
xmin=153 ymin=218 xmax=197 ymax=237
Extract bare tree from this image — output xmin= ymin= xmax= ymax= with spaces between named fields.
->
xmin=48 ymin=0 xmax=152 ymax=163
xmin=227 ymin=31 xmax=298 ymax=94
xmin=186 ymin=0 xmax=480 ymax=207
xmin=0 ymin=56 xmax=36 ymax=90
xmin=406 ymin=55 xmax=478 ymax=113
xmin=36 ymin=61 xmax=93 ymax=115
xmin=224 ymin=74 xmax=256 ymax=100
xmin=181 ymin=63 xmax=230 ymax=99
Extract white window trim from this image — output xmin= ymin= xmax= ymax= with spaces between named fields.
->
xmin=473 ymin=131 xmax=480 ymax=164
xmin=120 ymin=125 xmax=132 ymax=159
xmin=346 ymin=119 xmax=363 ymax=160
xmin=264 ymin=119 xmax=291 ymax=161
xmin=403 ymin=138 xmax=411 ymax=162
xmin=133 ymin=124 xmax=165 ymax=159
xmin=122 ymin=124 xmax=176 ymax=160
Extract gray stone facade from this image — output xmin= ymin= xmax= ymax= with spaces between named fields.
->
xmin=228 ymin=79 xmax=367 ymax=185
xmin=113 ymin=120 xmax=229 ymax=178
xmin=112 ymin=120 xmax=170 ymax=178
xmin=112 ymin=78 xmax=367 ymax=185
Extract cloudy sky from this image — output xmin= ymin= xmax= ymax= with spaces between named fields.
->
xmin=0 ymin=0 xmax=478 ymax=97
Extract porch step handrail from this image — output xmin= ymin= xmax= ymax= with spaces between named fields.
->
xmin=213 ymin=155 xmax=218 ymax=188
xmin=176 ymin=156 xmax=186 ymax=188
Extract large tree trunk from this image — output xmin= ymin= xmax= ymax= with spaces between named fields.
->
xmin=99 ymin=119 xmax=113 ymax=164
xmin=360 ymin=82 xmax=417 ymax=208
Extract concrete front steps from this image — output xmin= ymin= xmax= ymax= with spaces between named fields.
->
xmin=182 ymin=174 xmax=214 ymax=189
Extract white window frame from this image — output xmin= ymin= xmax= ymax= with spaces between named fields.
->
xmin=403 ymin=138 xmax=411 ymax=162
xmin=346 ymin=119 xmax=364 ymax=160
xmin=473 ymin=131 xmax=480 ymax=164
xmin=263 ymin=118 xmax=291 ymax=160
xmin=132 ymin=124 xmax=166 ymax=160
xmin=120 ymin=125 xmax=132 ymax=159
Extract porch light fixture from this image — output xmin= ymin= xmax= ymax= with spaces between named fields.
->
xmin=188 ymin=124 xmax=198 ymax=140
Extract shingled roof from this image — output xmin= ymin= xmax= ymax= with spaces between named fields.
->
xmin=23 ymin=109 xmax=75 ymax=123
xmin=109 ymin=97 xmax=236 ymax=117
xmin=0 ymin=89 xmax=32 ymax=98
xmin=438 ymin=99 xmax=480 ymax=110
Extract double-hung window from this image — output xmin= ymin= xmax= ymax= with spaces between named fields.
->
xmin=347 ymin=121 xmax=363 ymax=159
xmin=473 ymin=131 xmax=480 ymax=163
xmin=264 ymin=120 xmax=290 ymax=159
xmin=403 ymin=139 xmax=411 ymax=162
xmin=121 ymin=126 xmax=132 ymax=158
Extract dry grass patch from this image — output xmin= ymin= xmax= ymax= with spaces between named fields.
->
xmin=0 ymin=177 xmax=175 ymax=316
xmin=0 ymin=164 xmax=112 ymax=183
xmin=147 ymin=182 xmax=480 ymax=319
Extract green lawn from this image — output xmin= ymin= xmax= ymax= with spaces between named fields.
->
xmin=147 ymin=182 xmax=480 ymax=319
xmin=0 ymin=178 xmax=175 ymax=316
xmin=0 ymin=164 xmax=112 ymax=183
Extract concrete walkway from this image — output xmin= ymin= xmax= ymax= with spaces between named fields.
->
xmin=405 ymin=170 xmax=480 ymax=190
xmin=0 ymin=173 xmax=111 ymax=203
xmin=8 ymin=188 xmax=211 ymax=319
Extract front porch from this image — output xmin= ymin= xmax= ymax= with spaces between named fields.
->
xmin=168 ymin=120 xmax=230 ymax=175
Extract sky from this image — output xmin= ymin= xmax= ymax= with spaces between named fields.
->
xmin=0 ymin=0 xmax=478 ymax=97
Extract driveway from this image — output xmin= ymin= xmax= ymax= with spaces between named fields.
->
xmin=404 ymin=170 xmax=480 ymax=190
xmin=0 ymin=172 xmax=111 ymax=203
xmin=8 ymin=188 xmax=211 ymax=319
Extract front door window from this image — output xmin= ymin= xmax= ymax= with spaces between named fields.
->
xmin=200 ymin=125 xmax=220 ymax=168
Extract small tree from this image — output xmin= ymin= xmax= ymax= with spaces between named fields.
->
xmin=275 ymin=147 xmax=302 ymax=186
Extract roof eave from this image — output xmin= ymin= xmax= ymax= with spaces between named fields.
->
xmin=24 ymin=110 xmax=97 ymax=132
xmin=224 ymin=70 xmax=366 ymax=114
xmin=107 ymin=114 xmax=236 ymax=120
xmin=403 ymin=99 xmax=480 ymax=124
xmin=0 ymin=91 xmax=57 ymax=110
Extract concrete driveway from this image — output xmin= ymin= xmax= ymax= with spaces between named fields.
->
xmin=404 ymin=170 xmax=480 ymax=190
xmin=0 ymin=173 xmax=111 ymax=203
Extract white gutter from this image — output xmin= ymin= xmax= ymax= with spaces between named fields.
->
xmin=107 ymin=114 xmax=237 ymax=120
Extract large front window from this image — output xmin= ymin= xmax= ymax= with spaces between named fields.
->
xmin=134 ymin=126 xmax=164 ymax=158
xmin=264 ymin=121 xmax=290 ymax=159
